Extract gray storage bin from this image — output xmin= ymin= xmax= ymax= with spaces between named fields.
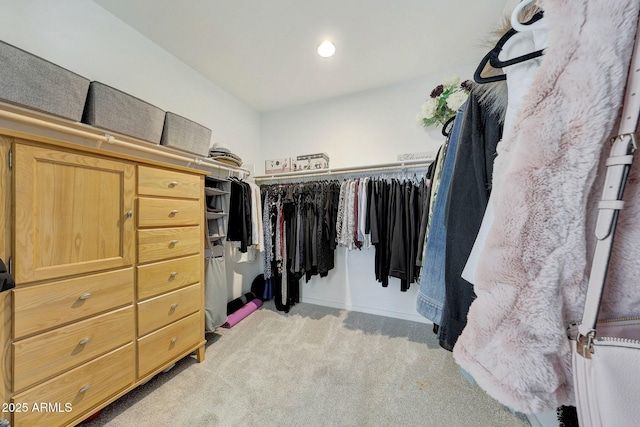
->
xmin=82 ymin=81 xmax=165 ymax=144
xmin=160 ymin=112 xmax=212 ymax=157
xmin=0 ymin=40 xmax=90 ymax=121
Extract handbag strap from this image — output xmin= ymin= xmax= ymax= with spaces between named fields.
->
xmin=576 ymin=25 xmax=640 ymax=353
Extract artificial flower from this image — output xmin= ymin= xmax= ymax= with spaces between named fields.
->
xmin=417 ymin=75 xmax=472 ymax=129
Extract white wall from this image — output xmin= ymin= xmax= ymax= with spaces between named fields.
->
xmin=260 ymin=66 xmax=475 ymax=323
xmin=261 ymin=70 xmax=470 ymax=174
xmin=0 ymin=0 xmax=489 ymax=319
xmin=0 ymin=0 xmax=263 ymax=300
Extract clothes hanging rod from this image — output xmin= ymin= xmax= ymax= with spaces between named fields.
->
xmin=253 ymin=159 xmax=432 ymax=183
xmin=0 ymin=104 xmax=250 ymax=177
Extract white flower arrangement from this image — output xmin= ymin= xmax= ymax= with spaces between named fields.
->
xmin=417 ymin=75 xmax=472 ymax=128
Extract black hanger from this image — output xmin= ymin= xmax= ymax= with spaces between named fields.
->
xmin=442 ymin=116 xmax=456 ymax=137
xmin=473 ymin=11 xmax=545 ymax=84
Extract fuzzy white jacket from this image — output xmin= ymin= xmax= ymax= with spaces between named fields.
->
xmin=453 ymin=0 xmax=640 ymax=414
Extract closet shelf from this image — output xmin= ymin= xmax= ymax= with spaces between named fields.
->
xmin=205 ymin=246 xmax=225 ymax=258
xmin=253 ymin=159 xmax=433 ymax=182
xmin=0 ymin=102 xmax=250 ymax=178
xmin=206 ymin=211 xmax=228 ymax=220
xmin=206 ymin=175 xmax=229 ymax=183
xmin=205 ymin=187 xmax=230 ymax=196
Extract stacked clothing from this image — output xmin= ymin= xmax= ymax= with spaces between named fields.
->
xmin=208 ymin=142 xmax=243 ymax=166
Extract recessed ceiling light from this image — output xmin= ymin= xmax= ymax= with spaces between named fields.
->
xmin=317 ymin=41 xmax=336 ymax=58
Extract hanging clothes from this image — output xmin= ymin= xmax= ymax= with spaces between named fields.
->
xmin=262 ymin=174 xmax=429 ymax=299
xmin=437 ymin=90 xmax=503 ymax=351
xmin=453 ymin=0 xmax=640 ymax=413
xmin=370 ymin=178 xmax=390 ymax=287
xmin=416 ymin=103 xmax=467 ymax=324
xmin=227 ymin=178 xmax=252 ymax=252
xmin=249 ymin=181 xmax=264 ymax=251
xmin=362 ymin=177 xmax=428 ymax=291
xmin=415 ymin=153 xmax=438 ymax=274
xmin=261 ymin=181 xmax=341 ymax=312
xmin=462 ymin=16 xmax=547 ymax=284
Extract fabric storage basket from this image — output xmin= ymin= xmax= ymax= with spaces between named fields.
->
xmin=160 ymin=112 xmax=212 ymax=157
xmin=0 ymin=40 xmax=90 ymax=121
xmin=82 ymin=81 xmax=165 ymax=144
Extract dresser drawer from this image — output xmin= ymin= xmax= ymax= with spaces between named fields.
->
xmin=137 ymin=255 xmax=201 ymax=300
xmin=138 ymin=226 xmax=201 ymax=264
xmin=137 ymin=312 xmax=202 ymax=378
xmin=13 ymin=268 xmax=134 ymax=339
xmin=138 ymin=283 xmax=201 ymax=336
xmin=13 ymin=306 xmax=134 ymax=392
xmin=12 ymin=343 xmax=134 ymax=427
xmin=138 ymin=165 xmax=201 ymax=199
xmin=138 ymin=197 xmax=201 ymax=227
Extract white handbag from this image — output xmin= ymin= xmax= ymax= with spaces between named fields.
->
xmin=570 ymin=19 xmax=640 ymax=427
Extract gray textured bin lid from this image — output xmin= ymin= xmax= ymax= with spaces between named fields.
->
xmin=83 ymin=81 xmax=166 ymax=144
xmin=160 ymin=112 xmax=212 ymax=157
xmin=0 ymin=40 xmax=90 ymax=121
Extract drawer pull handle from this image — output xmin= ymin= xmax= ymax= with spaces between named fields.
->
xmin=169 ymin=240 xmax=179 ymax=246
xmin=79 ymin=337 xmax=92 ymax=345
xmin=170 ymin=209 xmax=179 ymax=215
xmin=170 ymin=303 xmax=179 ymax=309
xmin=79 ymin=385 xmax=91 ymax=393
xmin=169 ymin=181 xmax=179 ymax=187
xmin=170 ymin=271 xmax=179 ymax=278
xmin=171 ymin=337 xmax=178 ymax=344
xmin=79 ymin=293 xmax=92 ymax=300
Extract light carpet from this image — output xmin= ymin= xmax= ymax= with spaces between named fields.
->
xmin=82 ymin=301 xmax=530 ymax=427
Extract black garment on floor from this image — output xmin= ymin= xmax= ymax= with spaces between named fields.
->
xmin=226 ymin=292 xmax=256 ymax=315
xmin=438 ymin=92 xmax=503 ymax=351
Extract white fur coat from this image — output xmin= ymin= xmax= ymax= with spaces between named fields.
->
xmin=453 ymin=0 xmax=640 ymax=413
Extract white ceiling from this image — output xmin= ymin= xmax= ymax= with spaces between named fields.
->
xmin=93 ymin=0 xmax=511 ymax=112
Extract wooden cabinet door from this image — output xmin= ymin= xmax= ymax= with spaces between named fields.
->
xmin=13 ymin=143 xmax=135 ymax=283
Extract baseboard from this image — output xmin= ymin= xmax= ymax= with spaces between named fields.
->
xmin=300 ymin=297 xmax=432 ymax=324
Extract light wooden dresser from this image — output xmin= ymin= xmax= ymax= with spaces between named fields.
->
xmin=0 ymin=121 xmax=208 ymax=426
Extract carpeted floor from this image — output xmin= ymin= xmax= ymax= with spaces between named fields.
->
xmin=82 ymin=301 xmax=530 ymax=427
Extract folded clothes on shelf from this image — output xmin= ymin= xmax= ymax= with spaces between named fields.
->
xmin=208 ymin=142 xmax=243 ymax=166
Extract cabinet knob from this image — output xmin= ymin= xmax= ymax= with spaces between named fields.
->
xmin=169 ymin=210 xmax=179 ymax=215
xmin=170 ymin=337 xmax=178 ymax=344
xmin=170 ymin=303 xmax=179 ymax=310
xmin=79 ymin=385 xmax=92 ymax=393
xmin=79 ymin=293 xmax=92 ymax=300
xmin=169 ymin=240 xmax=179 ymax=246
xmin=169 ymin=271 xmax=179 ymax=278
xmin=79 ymin=337 xmax=92 ymax=345
xmin=126 ymin=211 xmax=133 ymax=219
xmin=169 ymin=181 xmax=179 ymax=187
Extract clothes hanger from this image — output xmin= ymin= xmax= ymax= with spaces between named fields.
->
xmin=442 ymin=115 xmax=456 ymax=137
xmin=490 ymin=11 xmax=544 ymax=69
xmin=511 ymin=0 xmax=546 ymax=32
xmin=473 ymin=10 xmax=545 ymax=84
